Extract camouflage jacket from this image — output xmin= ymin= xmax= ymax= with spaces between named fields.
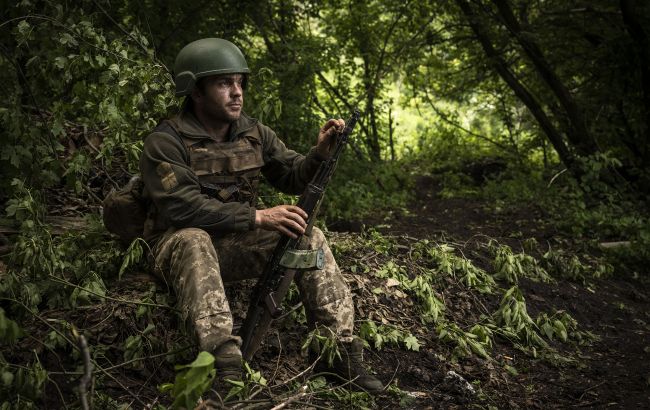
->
xmin=139 ymin=109 xmax=326 ymax=241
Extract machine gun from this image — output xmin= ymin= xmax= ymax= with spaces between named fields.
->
xmin=239 ymin=109 xmax=360 ymax=361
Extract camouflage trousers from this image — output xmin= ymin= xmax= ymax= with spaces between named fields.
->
xmin=149 ymin=227 xmax=354 ymax=353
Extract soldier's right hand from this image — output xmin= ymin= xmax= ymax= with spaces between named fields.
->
xmin=255 ymin=205 xmax=308 ymax=238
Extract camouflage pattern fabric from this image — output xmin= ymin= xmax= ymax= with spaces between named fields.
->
xmin=150 ymin=226 xmax=353 ymax=353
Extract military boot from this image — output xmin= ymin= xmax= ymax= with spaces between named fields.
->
xmin=314 ymin=337 xmax=384 ymax=393
xmin=213 ymin=341 xmax=243 ymax=401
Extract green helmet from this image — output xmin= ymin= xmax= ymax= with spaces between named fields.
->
xmin=173 ymin=38 xmax=250 ymax=97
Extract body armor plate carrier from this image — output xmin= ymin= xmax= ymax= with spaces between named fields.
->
xmin=155 ymin=120 xmax=264 ymax=206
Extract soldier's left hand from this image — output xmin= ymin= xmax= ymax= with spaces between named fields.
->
xmin=316 ymin=118 xmax=345 ymax=157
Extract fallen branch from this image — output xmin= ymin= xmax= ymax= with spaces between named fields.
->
xmin=270 ymin=384 xmax=308 ymax=410
xmin=72 ymin=328 xmax=94 ymax=410
xmin=599 ymin=241 xmax=631 ymax=250
xmin=48 ymin=274 xmax=179 ymax=311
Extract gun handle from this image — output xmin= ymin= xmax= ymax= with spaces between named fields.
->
xmin=241 ymin=269 xmax=296 ymax=361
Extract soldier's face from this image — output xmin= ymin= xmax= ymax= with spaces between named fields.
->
xmin=193 ymin=74 xmax=245 ymax=123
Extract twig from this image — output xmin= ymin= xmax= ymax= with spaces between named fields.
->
xmin=134 ymin=347 xmax=165 ymax=400
xmin=2 ymin=298 xmax=148 ymax=407
xmin=90 ymin=0 xmax=156 ymax=62
xmin=578 ymin=380 xmax=607 ymax=401
xmin=274 ymin=303 xmax=303 ymax=322
xmin=94 ymin=364 xmax=148 ymax=408
xmin=222 ymin=398 xmax=270 ymax=409
xmin=1 ymin=297 xmax=78 ymax=348
xmin=73 ymin=329 xmax=94 ymax=410
xmin=293 ymin=400 xmax=331 ymax=410
xmin=82 ymin=130 xmax=101 ymax=154
xmin=101 ymin=346 xmax=191 ymax=373
xmin=273 ymin=353 xmax=323 ymax=389
xmin=48 ymin=275 xmax=179 ymax=311
xmin=547 ymin=168 xmax=568 ymax=187
xmin=49 ymin=346 xmax=192 ymax=375
xmin=422 ymin=88 xmax=513 ymax=152
xmin=384 ymin=357 xmax=401 ymax=391
xmin=268 ymin=331 xmax=284 ymax=386
xmin=270 ymin=384 xmax=308 ymax=410
xmin=572 ymin=400 xmax=603 ymax=408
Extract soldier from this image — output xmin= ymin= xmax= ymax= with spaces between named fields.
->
xmin=139 ymin=38 xmax=383 ymax=396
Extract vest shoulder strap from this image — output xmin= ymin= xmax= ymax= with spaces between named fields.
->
xmin=248 ymin=123 xmax=261 ymax=140
xmin=152 ymin=120 xmax=189 ymax=159
xmin=151 ymin=119 xmax=262 ymax=161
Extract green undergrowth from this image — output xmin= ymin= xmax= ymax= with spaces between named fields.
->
xmin=331 ymin=228 xmax=602 ymax=365
xmin=0 ymin=184 xmax=613 ymax=409
xmin=1 ymin=154 xmax=638 ymax=408
xmin=426 ymin=151 xmax=650 ymax=278
xmin=0 ymin=183 xmax=183 ymax=408
xmin=257 ymin=155 xmax=413 ymax=222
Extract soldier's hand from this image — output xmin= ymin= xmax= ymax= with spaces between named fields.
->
xmin=255 ymin=205 xmax=308 ymax=238
xmin=316 ymin=118 xmax=345 ymax=157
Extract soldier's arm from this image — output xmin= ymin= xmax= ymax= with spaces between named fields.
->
xmin=259 ymin=124 xmax=327 ymax=194
xmin=140 ymin=132 xmax=256 ymax=232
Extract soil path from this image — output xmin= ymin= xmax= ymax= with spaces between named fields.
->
xmin=337 ymin=176 xmax=650 ymax=409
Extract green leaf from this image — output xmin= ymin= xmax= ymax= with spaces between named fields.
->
xmin=175 ymin=351 xmax=214 ymax=370
xmin=403 ymin=335 xmax=420 ymax=351
xmin=1 ymin=371 xmax=13 ymax=386
xmin=54 ymin=56 xmax=67 ymax=69
xmin=158 ymin=383 xmax=173 ymax=393
xmin=554 ymin=320 xmax=568 ymax=342
xmin=308 ymin=376 xmax=327 ymax=390
xmin=166 ymin=352 xmax=216 ymax=409
xmin=142 ymin=323 xmax=155 ymax=335
xmin=59 ymin=32 xmax=78 ymax=46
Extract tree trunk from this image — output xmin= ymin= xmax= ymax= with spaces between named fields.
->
xmin=388 ymin=106 xmax=395 ymax=161
xmin=363 ymin=56 xmax=381 ymax=160
xmin=620 ymin=0 xmax=650 ymax=166
xmin=455 ymin=0 xmax=575 ymax=169
xmin=491 ymin=0 xmax=598 ymax=157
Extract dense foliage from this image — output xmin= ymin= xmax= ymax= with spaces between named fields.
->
xmin=1 ymin=0 xmax=648 ymax=408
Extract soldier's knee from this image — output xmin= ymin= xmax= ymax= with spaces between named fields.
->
xmin=309 ymin=226 xmax=326 ymax=245
xmin=173 ymin=228 xmax=213 ymax=250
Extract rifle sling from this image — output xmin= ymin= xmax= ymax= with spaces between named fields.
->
xmin=279 ymin=248 xmax=325 ymax=271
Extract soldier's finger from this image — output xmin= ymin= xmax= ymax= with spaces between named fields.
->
xmin=284 ymin=211 xmax=307 ymax=229
xmin=277 ymin=223 xmax=300 ymax=238
xmin=322 ymin=118 xmax=339 ymax=131
xmin=284 ymin=218 xmax=306 ymax=234
xmin=285 ymin=205 xmax=308 ymax=221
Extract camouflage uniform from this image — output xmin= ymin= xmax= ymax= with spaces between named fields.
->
xmin=140 ymin=109 xmax=354 ymax=353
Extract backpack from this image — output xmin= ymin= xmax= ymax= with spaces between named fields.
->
xmin=102 ymin=175 xmax=148 ymax=244
xmin=102 ymin=122 xmax=180 ymax=244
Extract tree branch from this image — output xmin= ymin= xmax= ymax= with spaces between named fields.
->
xmin=454 ymin=0 xmax=575 ymax=169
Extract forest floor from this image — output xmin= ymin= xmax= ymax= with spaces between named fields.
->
xmin=3 ymin=173 xmax=650 ymax=409
xmin=341 ymin=175 xmax=650 ymax=409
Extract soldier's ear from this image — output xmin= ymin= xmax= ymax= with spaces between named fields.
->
xmin=191 ymin=85 xmax=203 ymax=103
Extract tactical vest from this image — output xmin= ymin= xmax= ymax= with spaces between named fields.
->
xmin=141 ymin=120 xmax=264 ymax=241
xmin=158 ymin=119 xmax=264 ymax=205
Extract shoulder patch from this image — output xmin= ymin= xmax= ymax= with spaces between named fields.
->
xmin=156 ymin=162 xmax=179 ymax=191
